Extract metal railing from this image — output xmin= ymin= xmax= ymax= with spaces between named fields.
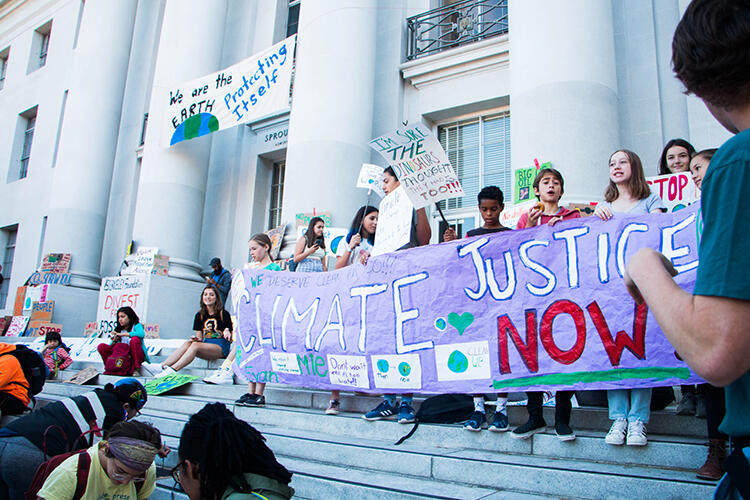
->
xmin=406 ymin=0 xmax=508 ymax=61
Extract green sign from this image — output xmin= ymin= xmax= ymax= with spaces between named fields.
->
xmin=514 ymin=161 xmax=551 ymax=204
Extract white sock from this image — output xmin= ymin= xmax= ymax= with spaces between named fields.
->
xmin=474 ymin=396 xmax=485 ymax=413
xmin=220 ymin=358 xmax=232 ymax=370
xmin=496 ymin=397 xmax=507 ymax=414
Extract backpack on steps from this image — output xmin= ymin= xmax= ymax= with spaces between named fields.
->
xmin=0 ymin=344 xmax=47 ymax=398
xmin=395 ymin=394 xmax=474 ymax=445
xmin=103 ymin=342 xmax=135 ymax=376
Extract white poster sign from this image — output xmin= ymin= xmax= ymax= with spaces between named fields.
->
xmin=371 ymin=353 xmax=422 ymax=390
xmin=356 ymin=163 xmax=385 ymax=198
xmin=327 ymin=354 xmax=369 ymax=388
xmin=296 ymin=226 xmax=349 ymax=257
xmin=96 ymin=275 xmax=150 ymax=334
xmin=372 ymin=186 xmax=413 ymax=256
xmin=434 ymin=341 xmax=491 ymax=381
xmin=160 ymin=35 xmax=296 ymax=147
xmin=646 ymin=172 xmax=699 ymax=213
xmin=369 ymin=122 xmax=464 ymax=208
xmin=121 ymin=247 xmax=159 ymax=275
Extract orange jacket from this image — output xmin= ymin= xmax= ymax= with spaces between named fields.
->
xmin=0 ymin=343 xmax=31 ymax=406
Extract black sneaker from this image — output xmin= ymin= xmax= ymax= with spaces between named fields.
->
xmin=235 ymin=393 xmax=258 ymax=407
xmin=555 ymin=421 xmax=576 ymax=441
xmin=510 ymin=419 xmax=546 ymax=440
xmin=247 ymin=395 xmax=266 ymax=407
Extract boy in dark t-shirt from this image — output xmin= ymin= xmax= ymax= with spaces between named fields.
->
xmin=444 ymin=186 xmax=511 ymax=431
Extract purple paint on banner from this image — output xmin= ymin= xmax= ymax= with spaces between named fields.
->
xmin=233 ymin=205 xmax=703 ymax=393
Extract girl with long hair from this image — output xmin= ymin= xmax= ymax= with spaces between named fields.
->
xmin=293 ymin=216 xmax=327 ymax=272
xmin=174 ymin=403 xmax=293 ymax=500
xmin=151 ymin=286 xmax=232 ymax=378
xmin=322 ymin=205 xmax=379 ymax=415
xmin=595 ymin=149 xmax=666 ymax=447
xmin=658 ymin=138 xmax=696 ymax=175
xmin=98 ymin=306 xmax=150 ymax=374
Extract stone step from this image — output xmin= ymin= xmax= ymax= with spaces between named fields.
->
xmin=41 ymin=375 xmax=707 ymax=437
xmin=41 ymin=384 xmax=710 ymax=473
xmin=37 ymin=384 xmax=715 ymax=500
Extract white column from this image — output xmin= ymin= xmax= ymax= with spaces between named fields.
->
xmin=43 ymin=0 xmax=138 ymax=289
xmin=131 ymin=0 xmax=228 ymax=281
xmin=281 ymin=0 xmax=377 ymax=232
xmin=509 ymin=0 xmax=619 ymax=202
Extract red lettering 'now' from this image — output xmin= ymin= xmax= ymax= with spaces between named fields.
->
xmin=587 ymin=301 xmax=647 ymax=366
xmin=539 ymin=299 xmax=587 ymax=365
xmin=498 ymin=310 xmax=538 ymax=374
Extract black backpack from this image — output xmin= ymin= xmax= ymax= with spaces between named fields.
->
xmin=395 ymin=394 xmax=474 ymax=445
xmin=0 ymin=344 xmax=47 ymax=397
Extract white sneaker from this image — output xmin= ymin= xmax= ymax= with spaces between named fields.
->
xmin=203 ymin=368 xmax=234 ymax=385
xmin=154 ymin=366 xmax=176 ymax=378
xmin=626 ymin=419 xmax=647 ymax=446
xmin=605 ymin=418 xmax=627 ymax=445
xmin=139 ymin=362 xmax=161 ymax=376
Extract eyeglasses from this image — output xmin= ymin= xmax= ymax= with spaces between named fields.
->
xmin=111 ymin=465 xmax=146 ymax=484
xmin=170 ymin=461 xmax=184 ymax=484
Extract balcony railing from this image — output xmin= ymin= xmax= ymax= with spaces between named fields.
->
xmin=406 ymin=0 xmax=508 ymax=61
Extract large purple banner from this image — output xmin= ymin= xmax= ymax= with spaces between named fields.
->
xmin=232 ymin=206 xmax=703 ymax=393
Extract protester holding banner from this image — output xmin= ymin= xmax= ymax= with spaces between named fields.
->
xmin=294 ymin=217 xmax=328 ymax=272
xmin=233 ymin=234 xmax=281 ymax=407
xmin=689 ymin=148 xmax=716 ymax=191
xmin=443 ymin=186 xmax=513 ymax=432
xmin=658 ymin=138 xmax=695 ymax=175
xmin=363 ymin=167 xmax=431 ymax=424
xmin=512 ymin=171 xmax=581 ymax=441
xmin=595 ymin=149 xmax=666 ymax=446
xmin=324 ymin=205 xmax=380 ymax=415
xmin=98 ymin=306 xmax=150 ymax=376
xmin=152 ymin=286 xmax=231 ymax=378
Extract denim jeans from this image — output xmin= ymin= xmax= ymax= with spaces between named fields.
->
xmin=607 ymin=388 xmax=651 ymax=422
xmin=0 ymin=435 xmax=45 ymax=500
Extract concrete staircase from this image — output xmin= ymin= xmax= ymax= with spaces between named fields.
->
xmin=12 ymin=340 xmax=715 ymax=499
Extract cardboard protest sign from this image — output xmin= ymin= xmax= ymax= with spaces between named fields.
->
xmin=40 ymin=253 xmax=71 ymax=273
xmin=122 ymin=247 xmax=159 ymax=275
xmin=234 ymin=206 xmax=702 ymax=394
xmin=0 ymin=316 xmax=10 ymax=335
xmin=96 ymin=275 xmax=150 ymax=334
xmin=65 ymin=366 xmax=99 ymax=385
xmin=295 ymin=226 xmax=349 ymax=257
xmin=295 ymin=212 xmax=332 ymax=228
xmin=647 ymin=172 xmax=699 ymax=212
xmin=144 ymin=324 xmax=160 ymax=339
xmin=26 ymin=322 xmax=62 ymax=338
xmin=152 ymin=255 xmax=169 ymax=276
xmin=161 ymin=35 xmax=296 ymax=147
xmin=13 ymin=287 xmax=26 ymax=316
xmin=372 ymin=186 xmax=413 ymax=256
xmin=266 ymin=224 xmax=286 ymax=260
xmin=514 ymin=161 xmax=551 ymax=204
xmin=369 ymin=123 xmax=464 ymax=208
xmin=31 ymin=301 xmax=54 ymax=322
xmin=500 ymin=200 xmax=537 ymax=230
xmin=23 ymin=286 xmax=47 ymax=313
xmin=356 ymin=163 xmax=386 ymax=198
xmin=5 ymin=316 xmax=29 ymax=337
xmin=143 ymin=373 xmax=198 ymax=395
xmin=82 ymin=322 xmax=99 ymax=337
xmin=27 ymin=272 xmax=71 ymax=286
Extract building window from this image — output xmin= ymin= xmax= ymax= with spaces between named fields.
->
xmin=0 ymin=226 xmax=18 ymax=309
xmin=29 ymin=21 xmax=52 ymax=72
xmin=436 ymin=112 xmax=510 ymax=235
xmin=0 ymin=47 xmax=9 ymax=90
xmin=18 ymin=110 xmax=37 ymax=179
xmin=287 ymin=1 xmax=300 ymax=37
xmin=268 ymin=161 xmax=285 ymax=229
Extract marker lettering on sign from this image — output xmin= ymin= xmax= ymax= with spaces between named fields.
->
xmin=282 ymin=297 xmax=319 ymax=352
xmin=393 ymin=272 xmax=433 ymax=354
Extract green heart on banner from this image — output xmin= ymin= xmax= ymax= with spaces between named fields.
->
xmin=447 ymin=312 xmax=474 ymax=335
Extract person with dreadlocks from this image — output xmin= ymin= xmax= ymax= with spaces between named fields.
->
xmin=173 ymin=402 xmax=294 ymax=500
xmin=37 ymin=420 xmax=160 ymax=499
